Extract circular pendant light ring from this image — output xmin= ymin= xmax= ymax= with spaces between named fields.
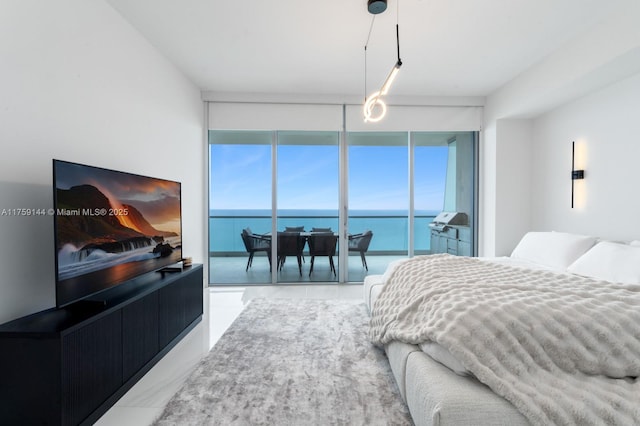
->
xmin=364 ymin=91 xmax=387 ymax=122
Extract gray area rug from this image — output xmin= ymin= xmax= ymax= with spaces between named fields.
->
xmin=154 ymin=298 xmax=412 ymax=425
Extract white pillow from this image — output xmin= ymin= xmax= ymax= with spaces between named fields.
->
xmin=510 ymin=231 xmax=597 ymax=270
xmin=567 ymin=241 xmax=640 ymax=284
xmin=630 ymin=240 xmax=640 ymax=247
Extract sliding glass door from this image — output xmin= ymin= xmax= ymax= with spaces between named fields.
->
xmin=208 ymin=131 xmax=273 ymax=284
xmin=413 ymin=133 xmax=450 ymax=255
xmin=276 ymin=131 xmax=339 ymax=283
xmin=346 ymin=132 xmax=408 ymax=281
xmin=413 ymin=132 xmax=476 ymax=258
xmin=208 ymin=128 xmax=477 ymax=286
xmin=208 ymin=130 xmax=341 ymax=285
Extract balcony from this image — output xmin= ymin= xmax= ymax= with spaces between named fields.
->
xmin=208 ymin=211 xmax=436 ymax=285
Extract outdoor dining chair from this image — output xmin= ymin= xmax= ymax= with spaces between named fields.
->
xmin=307 ymin=233 xmax=339 ymax=276
xmin=277 ymin=232 xmax=306 ymax=275
xmin=348 ymin=230 xmax=373 ymax=271
xmin=240 ymin=228 xmax=272 ymax=271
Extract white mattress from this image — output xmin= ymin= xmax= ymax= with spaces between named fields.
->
xmin=363 ymin=256 xmax=547 ymax=424
xmin=363 ymin=274 xmax=384 ymax=313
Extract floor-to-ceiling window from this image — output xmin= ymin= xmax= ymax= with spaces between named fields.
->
xmin=276 ymin=131 xmax=340 ymax=283
xmin=346 ymin=132 xmax=409 ymax=281
xmin=413 ymin=132 xmax=469 ymax=255
xmin=208 ymin=130 xmax=342 ymax=285
xmin=208 ymin=131 xmax=273 ymax=284
xmin=207 ymin=103 xmax=480 ymax=286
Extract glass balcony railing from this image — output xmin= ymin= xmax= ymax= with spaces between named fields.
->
xmin=208 ymin=210 xmax=437 ymax=285
xmin=208 ymin=210 xmax=437 ymax=254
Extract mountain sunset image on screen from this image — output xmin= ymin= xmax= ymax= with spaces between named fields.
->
xmin=53 ymin=160 xmax=182 ymax=307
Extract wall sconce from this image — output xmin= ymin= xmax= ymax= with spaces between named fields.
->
xmin=571 ymin=140 xmax=584 ymax=208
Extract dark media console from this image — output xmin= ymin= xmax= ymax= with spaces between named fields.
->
xmin=0 ymin=264 xmax=203 ymax=426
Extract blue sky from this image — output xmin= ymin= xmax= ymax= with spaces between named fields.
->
xmin=209 ymin=143 xmax=447 ymax=211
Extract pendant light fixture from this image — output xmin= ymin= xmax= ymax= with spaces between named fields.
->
xmin=368 ymin=0 xmax=388 ymax=14
xmin=363 ymin=0 xmax=402 ymax=123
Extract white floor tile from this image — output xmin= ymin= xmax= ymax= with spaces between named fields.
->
xmin=94 ymin=406 xmax=162 ymax=426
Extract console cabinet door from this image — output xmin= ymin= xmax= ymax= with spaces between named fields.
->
xmin=158 ymin=270 xmax=203 ymax=349
xmin=183 ymin=268 xmax=204 ymax=327
xmin=0 ymin=337 xmax=61 ymax=424
xmin=62 ymin=311 xmax=123 ymax=426
xmin=158 ymin=279 xmax=184 ymax=348
xmin=122 ymin=292 xmax=159 ymax=381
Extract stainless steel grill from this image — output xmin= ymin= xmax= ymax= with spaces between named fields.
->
xmin=428 ymin=211 xmax=468 ymax=231
xmin=429 ymin=212 xmax=470 ymax=256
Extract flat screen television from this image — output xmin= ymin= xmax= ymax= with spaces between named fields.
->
xmin=53 ymin=159 xmax=182 ymax=307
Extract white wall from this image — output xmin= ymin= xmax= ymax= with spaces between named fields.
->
xmin=479 ymin=119 xmax=533 ymax=257
xmin=530 ymin=72 xmax=640 ymax=241
xmin=0 ymin=1 xmax=204 ymax=323
xmin=478 ymin=123 xmax=497 ymax=256
xmin=482 ymin=1 xmax=640 ymax=256
xmin=494 ymin=120 xmax=533 ymax=255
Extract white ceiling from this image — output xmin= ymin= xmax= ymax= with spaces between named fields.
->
xmin=105 ymin=0 xmax=630 ymax=99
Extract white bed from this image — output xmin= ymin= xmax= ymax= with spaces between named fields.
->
xmin=365 ymin=232 xmax=640 ymax=426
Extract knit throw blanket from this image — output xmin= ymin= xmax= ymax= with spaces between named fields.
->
xmin=369 ymin=254 xmax=640 ymax=425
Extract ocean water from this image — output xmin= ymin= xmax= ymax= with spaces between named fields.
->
xmin=209 ymin=209 xmax=439 ymax=253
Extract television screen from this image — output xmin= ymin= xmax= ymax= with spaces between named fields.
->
xmin=53 ymin=159 xmax=182 ymax=307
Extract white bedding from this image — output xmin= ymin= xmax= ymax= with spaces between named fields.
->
xmin=365 ymin=256 xmax=560 ymax=313
xmin=369 ymin=254 xmax=640 ymax=426
xmin=367 ymin=236 xmax=640 ymax=381
xmin=418 ymin=256 xmax=561 ymax=378
xmin=479 ymin=255 xmax=560 ymax=271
